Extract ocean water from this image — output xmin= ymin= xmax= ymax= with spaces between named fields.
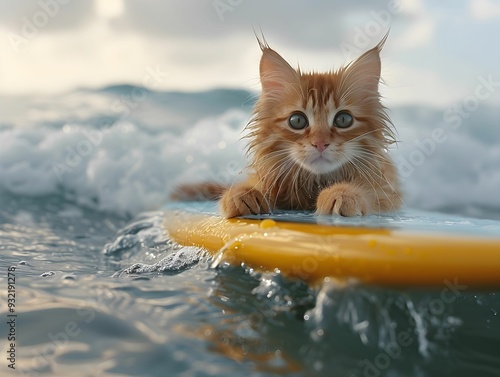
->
xmin=1 ymin=86 xmax=500 ymax=377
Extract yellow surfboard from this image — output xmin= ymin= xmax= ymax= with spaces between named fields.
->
xmin=164 ymin=202 xmax=500 ymax=287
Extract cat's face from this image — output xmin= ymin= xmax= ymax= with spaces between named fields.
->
xmin=250 ymin=38 xmax=392 ymax=177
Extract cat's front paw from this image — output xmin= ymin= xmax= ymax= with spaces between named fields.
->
xmin=220 ymin=186 xmax=270 ymax=218
xmin=316 ymin=184 xmax=368 ymax=216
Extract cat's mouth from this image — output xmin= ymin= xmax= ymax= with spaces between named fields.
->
xmin=302 ymin=154 xmax=344 ymax=174
xmin=310 ymin=155 xmax=331 ymax=164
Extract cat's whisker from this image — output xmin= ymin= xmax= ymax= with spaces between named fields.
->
xmin=349 ymin=152 xmax=406 ymax=210
xmin=253 ymin=150 xmax=289 ymax=168
xmin=349 ymin=158 xmax=385 ymax=212
xmin=259 ymin=152 xmax=294 ymax=177
xmin=343 ymin=150 xmax=391 ymax=213
xmin=345 ymin=128 xmax=388 ymax=143
xmin=301 ymin=170 xmax=314 ymax=196
xmin=351 ymin=130 xmax=394 ymax=148
xmin=348 ymin=149 xmax=385 ymax=170
xmin=257 ymin=157 xmax=296 ymax=206
xmin=264 ymin=160 xmax=291 ymax=188
xmin=272 ymin=161 xmax=297 ymax=209
xmin=291 ymin=167 xmax=305 ymax=208
xmin=253 ymin=154 xmax=289 ymax=172
xmin=345 ymin=158 xmax=382 ymax=213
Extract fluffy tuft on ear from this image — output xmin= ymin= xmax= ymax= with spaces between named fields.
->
xmin=257 ymin=36 xmax=299 ymax=96
xmin=343 ymin=33 xmax=388 ymax=94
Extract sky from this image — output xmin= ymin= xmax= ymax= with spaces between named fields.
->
xmin=1 ymin=0 xmax=500 ymax=107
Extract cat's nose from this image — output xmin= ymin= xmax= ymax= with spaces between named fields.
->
xmin=312 ymin=141 xmax=330 ymax=153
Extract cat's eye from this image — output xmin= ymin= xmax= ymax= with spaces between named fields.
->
xmin=288 ymin=112 xmax=309 ymax=130
xmin=334 ymin=111 xmax=353 ymax=128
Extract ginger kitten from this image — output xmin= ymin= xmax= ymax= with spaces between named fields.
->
xmin=174 ymin=36 xmax=402 ymax=218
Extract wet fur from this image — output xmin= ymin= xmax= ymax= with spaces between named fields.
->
xmin=175 ymin=36 xmax=402 ymax=218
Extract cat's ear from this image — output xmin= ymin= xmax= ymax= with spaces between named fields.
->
xmin=344 ymin=35 xmax=386 ymax=93
xmin=258 ymin=40 xmax=299 ymax=95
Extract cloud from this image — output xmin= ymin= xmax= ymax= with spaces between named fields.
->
xmin=381 ymin=0 xmax=434 ymax=50
xmin=111 ymin=0 xmax=412 ymax=50
xmin=393 ymin=14 xmax=435 ymax=49
xmin=0 ymin=1 xmax=93 ymax=32
xmin=382 ymin=63 xmax=470 ymax=107
xmin=470 ymin=0 xmax=500 ymax=20
xmin=0 ymin=0 xmax=427 ymax=52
